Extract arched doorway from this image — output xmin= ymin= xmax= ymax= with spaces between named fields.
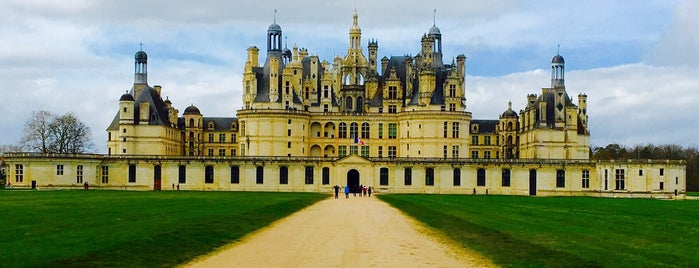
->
xmin=347 ymin=169 xmax=360 ymax=193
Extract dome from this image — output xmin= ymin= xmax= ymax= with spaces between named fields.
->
xmin=119 ymin=92 xmax=134 ymax=101
xmin=502 ymin=109 xmax=518 ymax=118
xmin=268 ymin=23 xmax=282 ymax=33
xmin=428 ymin=25 xmax=441 ymax=35
xmin=183 ymin=105 xmax=201 ymax=115
xmin=135 ymin=50 xmax=148 ymax=63
xmin=282 ymin=48 xmax=292 ymax=59
xmin=552 ymin=54 xmax=565 ymax=64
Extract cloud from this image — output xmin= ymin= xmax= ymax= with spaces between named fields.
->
xmin=645 ymin=0 xmax=699 ymax=66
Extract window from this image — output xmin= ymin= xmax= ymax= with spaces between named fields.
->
xmin=582 ymin=169 xmax=590 ymax=188
xmin=230 ymin=166 xmax=239 ymax=184
xmin=378 ymin=146 xmax=383 ymax=158
xmin=452 ymin=122 xmax=459 ymax=138
xmin=452 ymin=145 xmax=459 ymax=158
xmin=287 ymin=142 xmax=291 ymax=148
xmin=477 ymin=168 xmax=486 ymax=186
xmin=101 ymin=166 xmax=109 ymax=183
xmin=471 ymin=151 xmax=479 ymax=159
xmin=219 ymin=149 xmax=225 ymax=156
xmin=256 ymin=166 xmax=264 ymax=184
xmin=660 ymin=182 xmax=664 ymax=190
xmin=388 ymin=146 xmax=397 ymax=158
xmin=425 ymin=168 xmax=434 ymax=186
xmin=208 ymin=148 xmax=214 ymax=156
xmin=484 ymin=151 xmax=491 ymax=159
xmin=443 ymin=122 xmax=448 ymax=138
xmin=378 ymin=123 xmax=383 ymax=139
xmin=453 ymin=168 xmax=461 ymax=186
xmin=404 ymin=168 xmax=412 ymax=186
xmin=660 ymin=168 xmax=664 ymax=176
xmin=380 ymin=167 xmax=389 ymax=186
xmin=615 ymin=169 xmax=625 ymax=190
xmin=350 ymin=145 xmax=358 ymax=155
xmin=443 ymin=145 xmax=448 ymax=158
xmin=305 ymin=166 xmax=314 ymax=184
xmin=322 ymin=167 xmax=330 ymax=185
xmin=484 ymin=136 xmax=491 ymax=145
xmin=361 ymin=146 xmax=369 ymax=158
xmin=388 ymin=86 xmax=397 ymax=99
xmin=231 ymin=149 xmax=236 ymax=156
xmin=280 ymin=166 xmax=289 ymax=184
xmin=361 ymin=123 xmax=370 ymax=139
xmin=128 ymin=164 xmax=136 ymax=183
xmin=56 ymin=165 xmax=64 ymax=175
xmin=350 ymin=123 xmax=358 ymax=140
xmin=231 ymin=133 xmax=236 ymax=142
xmin=502 ymin=169 xmax=511 ymax=187
xmin=388 ymin=105 xmax=397 ymax=114
xmin=556 ymin=170 xmax=565 ymax=188
xmin=219 ymin=133 xmax=225 ymax=143
xmin=339 ymin=123 xmax=347 ymax=138
xmin=208 ymin=133 xmax=214 ymax=142
xmin=639 ymin=169 xmax=643 ymax=176
xmin=179 ymin=165 xmax=187 ymax=184
xmin=205 ymin=166 xmax=214 ymax=184
xmin=604 ymin=169 xmax=608 ymax=190
xmin=15 ymin=164 xmax=23 ymax=182
xmin=339 ymin=145 xmax=347 ymax=157
xmin=76 ymin=165 xmax=83 ymax=184
xmin=388 ymin=123 xmax=397 ymax=139
xmin=471 ymin=135 xmax=479 ymax=145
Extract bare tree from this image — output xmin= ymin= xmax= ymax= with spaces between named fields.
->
xmin=20 ymin=110 xmax=55 ymax=153
xmin=20 ymin=111 xmax=94 ymax=154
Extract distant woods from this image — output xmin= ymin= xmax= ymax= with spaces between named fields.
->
xmin=592 ymin=144 xmax=699 ymax=191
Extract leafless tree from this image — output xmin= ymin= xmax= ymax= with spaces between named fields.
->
xmin=20 ymin=111 xmax=94 ymax=154
xmin=20 ymin=110 xmax=54 ymax=153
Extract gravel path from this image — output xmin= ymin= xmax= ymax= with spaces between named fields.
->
xmin=185 ymin=195 xmax=494 ymax=267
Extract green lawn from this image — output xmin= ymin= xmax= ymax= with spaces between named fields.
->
xmin=687 ymin=191 xmax=699 ymax=196
xmin=378 ymin=194 xmax=699 ymax=268
xmin=0 ymin=190 xmax=326 ymax=267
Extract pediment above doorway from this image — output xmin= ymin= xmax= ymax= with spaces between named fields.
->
xmin=335 ymin=154 xmax=372 ymax=165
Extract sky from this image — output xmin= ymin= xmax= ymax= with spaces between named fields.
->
xmin=1 ymin=0 xmax=697 ymax=153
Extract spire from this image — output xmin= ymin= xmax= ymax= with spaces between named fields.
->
xmin=274 ymin=9 xmax=277 ymax=24
xmin=433 ymin=9 xmax=436 ymax=26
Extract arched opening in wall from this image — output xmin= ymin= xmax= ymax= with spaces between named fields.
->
xmin=347 ymin=169 xmax=360 ymax=193
xmin=356 ymin=97 xmax=364 ymax=113
xmin=153 ymin=165 xmax=162 ymax=191
xmin=310 ymin=145 xmax=322 ymax=157
xmin=345 ymin=96 xmax=353 ymax=112
xmin=324 ymin=145 xmax=335 ymax=157
xmin=529 ymin=169 xmax=537 ymax=196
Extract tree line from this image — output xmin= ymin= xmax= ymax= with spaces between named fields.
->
xmin=591 ymin=144 xmax=699 ymax=191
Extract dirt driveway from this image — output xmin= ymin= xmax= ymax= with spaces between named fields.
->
xmin=185 ymin=194 xmax=494 ymax=267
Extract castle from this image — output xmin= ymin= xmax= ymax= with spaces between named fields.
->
xmin=4 ymin=12 xmax=686 ymax=197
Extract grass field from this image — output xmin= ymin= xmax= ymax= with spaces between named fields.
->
xmin=378 ymin=194 xmax=699 ymax=267
xmin=687 ymin=191 xmax=699 ymax=196
xmin=0 ymin=190 xmax=326 ymax=267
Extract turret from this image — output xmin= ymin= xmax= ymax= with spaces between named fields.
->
xmin=368 ymin=39 xmax=378 ymax=73
xmin=119 ymin=91 xmax=135 ymax=125
xmin=381 ymin=56 xmax=389 ymax=75
xmin=134 ymin=49 xmax=148 ymax=85
xmin=551 ymin=53 xmax=565 ymax=88
xmin=246 ymin=46 xmax=259 ymax=68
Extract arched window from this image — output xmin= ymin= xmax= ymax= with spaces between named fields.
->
xmin=507 ymin=122 xmax=513 ymax=131
xmin=349 ymin=122 xmax=359 ymax=139
xmin=189 ymin=118 xmax=194 ymax=128
xmin=356 ymin=97 xmax=363 ymax=112
xmin=345 ymin=96 xmax=353 ymax=111
xmin=339 ymin=122 xmax=347 ymax=139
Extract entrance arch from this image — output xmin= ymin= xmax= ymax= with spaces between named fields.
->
xmin=347 ymin=169 xmax=360 ymax=193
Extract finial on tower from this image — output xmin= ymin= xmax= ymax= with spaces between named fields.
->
xmin=139 ymin=42 xmax=143 ymax=51
xmin=433 ymin=9 xmax=437 ymax=26
xmin=274 ymin=9 xmax=277 ymax=24
xmin=557 ymin=44 xmax=560 ymax=55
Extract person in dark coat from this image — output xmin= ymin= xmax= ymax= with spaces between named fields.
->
xmin=333 ymin=185 xmax=340 ymax=199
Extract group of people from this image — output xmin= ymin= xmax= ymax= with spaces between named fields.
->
xmin=333 ymin=184 xmax=372 ymax=199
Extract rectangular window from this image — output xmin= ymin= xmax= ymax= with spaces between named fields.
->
xmin=256 ymin=166 xmax=264 ymax=184
xmin=56 ymin=165 xmax=64 ymax=175
xmin=361 ymin=146 xmax=370 ymax=157
xmin=219 ymin=133 xmax=225 ymax=143
xmin=322 ymin=167 xmax=330 ymax=185
xmin=452 ymin=122 xmax=459 ymax=138
xmin=582 ymin=169 xmax=590 ymax=188
xmin=339 ymin=145 xmax=347 ymax=157
xmin=208 ymin=148 xmax=214 ymax=156
xmin=349 ymin=145 xmax=358 ymax=155
xmin=484 ymin=151 xmax=491 ymax=159
xmin=76 ymin=165 xmax=83 ymax=184
xmin=443 ymin=122 xmax=448 ymax=138
xmin=205 ymin=166 xmax=214 ymax=184
xmin=452 ymin=145 xmax=459 ymax=158
xmin=305 ymin=166 xmax=314 ymax=184
xmin=219 ymin=149 xmax=225 ymax=156
xmin=660 ymin=168 xmax=664 ymax=176
xmin=388 ymin=105 xmax=397 ymax=114
xmin=639 ymin=169 xmax=643 ymax=176
xmin=443 ymin=145 xmax=448 ymax=158
xmin=208 ymin=133 xmax=214 ymax=142
xmin=388 ymin=146 xmax=397 ymax=158
xmin=231 ymin=149 xmax=236 ymax=156
xmin=484 ymin=136 xmax=491 ymax=145
xmin=231 ymin=133 xmax=236 ymax=143
xmin=477 ymin=169 xmax=486 ymax=186
xmin=404 ymin=168 xmax=412 ymax=186
xmin=660 ymin=182 xmax=664 ymax=190
xmin=378 ymin=146 xmax=383 ymax=158
xmin=378 ymin=123 xmax=384 ymax=139
xmin=471 ymin=135 xmax=479 ymax=145
xmin=15 ymin=164 xmax=24 ymax=182
xmin=101 ymin=166 xmax=109 ymax=183
xmin=380 ymin=167 xmax=389 ymax=186
xmin=288 ymin=129 xmax=291 ymax=136
xmin=615 ymin=169 xmax=625 ymax=190
xmin=179 ymin=165 xmax=187 ymax=184
xmin=128 ymin=164 xmax=136 ymax=183
xmin=425 ymin=168 xmax=434 ymax=186
xmin=388 ymin=123 xmax=397 ymax=139
xmin=502 ymin=168 xmax=511 ymax=187
xmin=453 ymin=168 xmax=461 ymax=186
xmin=471 ymin=151 xmax=479 ymax=159
xmin=230 ymin=166 xmax=239 ymax=184
xmin=556 ymin=170 xmax=565 ymax=188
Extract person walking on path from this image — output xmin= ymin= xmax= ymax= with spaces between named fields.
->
xmin=344 ymin=185 xmax=350 ymax=198
xmin=368 ymin=186 xmax=372 ymax=197
xmin=362 ymin=186 xmax=367 ymax=196
xmin=333 ymin=185 xmax=340 ymax=199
